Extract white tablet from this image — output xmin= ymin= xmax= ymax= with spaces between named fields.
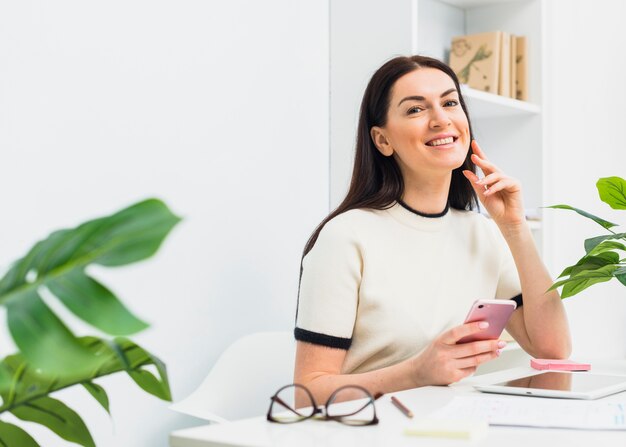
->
xmin=474 ymin=371 xmax=626 ymax=400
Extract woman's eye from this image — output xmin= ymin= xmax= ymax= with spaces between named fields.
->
xmin=444 ymin=100 xmax=459 ymax=107
xmin=407 ymin=105 xmax=423 ymax=114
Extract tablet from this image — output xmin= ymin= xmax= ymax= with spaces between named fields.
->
xmin=474 ymin=371 xmax=626 ymax=400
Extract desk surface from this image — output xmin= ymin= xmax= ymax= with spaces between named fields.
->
xmin=170 ymin=360 xmax=626 ymax=447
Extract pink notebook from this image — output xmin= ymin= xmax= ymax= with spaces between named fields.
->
xmin=530 ymin=359 xmax=591 ymax=371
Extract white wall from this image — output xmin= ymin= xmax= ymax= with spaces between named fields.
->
xmin=330 ymin=0 xmax=414 ymax=207
xmin=543 ymin=0 xmax=626 ymax=358
xmin=0 ymin=1 xmax=329 ymax=446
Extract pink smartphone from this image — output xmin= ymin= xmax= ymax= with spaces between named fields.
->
xmin=457 ymin=299 xmax=517 ymax=344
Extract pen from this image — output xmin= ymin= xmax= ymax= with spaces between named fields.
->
xmin=391 ymin=396 xmax=413 ymax=418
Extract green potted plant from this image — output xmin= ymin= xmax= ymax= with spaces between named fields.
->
xmin=548 ymin=176 xmax=626 ymax=298
xmin=0 ymin=199 xmax=180 ymax=446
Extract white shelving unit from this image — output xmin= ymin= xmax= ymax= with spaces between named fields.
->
xmin=330 ymin=0 xmax=545 ymax=251
xmin=461 ymin=85 xmax=541 ymax=118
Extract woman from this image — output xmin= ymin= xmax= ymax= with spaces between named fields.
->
xmin=294 ymin=55 xmax=571 ymax=403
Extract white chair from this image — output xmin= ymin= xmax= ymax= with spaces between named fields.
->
xmin=170 ymin=331 xmax=296 ymax=423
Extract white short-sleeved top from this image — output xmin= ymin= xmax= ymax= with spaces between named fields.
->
xmin=295 ymin=202 xmax=522 ymax=374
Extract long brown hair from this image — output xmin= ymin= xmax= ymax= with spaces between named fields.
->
xmin=304 ymin=55 xmax=478 ymax=257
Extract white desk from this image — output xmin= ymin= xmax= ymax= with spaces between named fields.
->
xmin=170 ymin=360 xmax=626 ymax=447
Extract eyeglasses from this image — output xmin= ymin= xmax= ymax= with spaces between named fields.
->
xmin=267 ymin=383 xmax=381 ymax=426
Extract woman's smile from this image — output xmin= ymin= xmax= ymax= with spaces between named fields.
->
xmin=425 ymin=133 xmax=460 ymax=149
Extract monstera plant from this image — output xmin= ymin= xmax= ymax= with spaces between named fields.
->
xmin=0 ymin=199 xmax=180 ymax=446
xmin=548 ymin=176 xmax=626 ymax=298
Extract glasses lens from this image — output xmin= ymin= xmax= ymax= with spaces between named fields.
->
xmin=326 ymin=386 xmax=376 ymax=426
xmin=270 ymin=385 xmax=315 ymax=423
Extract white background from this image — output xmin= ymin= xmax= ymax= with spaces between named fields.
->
xmin=0 ymin=0 xmax=625 ymax=446
xmin=543 ymin=0 xmax=626 ymax=358
xmin=0 ymin=1 xmax=329 ymax=445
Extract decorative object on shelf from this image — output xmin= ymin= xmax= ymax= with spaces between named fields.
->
xmin=547 ymin=177 xmax=626 ymax=298
xmin=450 ymin=31 xmax=528 ymax=101
xmin=0 ymin=198 xmax=180 ymax=447
xmin=450 ymin=31 xmax=502 ymax=94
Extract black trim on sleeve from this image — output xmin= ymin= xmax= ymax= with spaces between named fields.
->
xmin=294 ymin=327 xmax=352 ymax=350
xmin=510 ymin=294 xmax=523 ymax=308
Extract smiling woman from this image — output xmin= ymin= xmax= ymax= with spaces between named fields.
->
xmin=370 ymin=68 xmax=471 ymax=208
xmin=293 ymin=55 xmax=571 ymax=406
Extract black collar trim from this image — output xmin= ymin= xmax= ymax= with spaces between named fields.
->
xmin=397 ymin=199 xmax=449 ymax=218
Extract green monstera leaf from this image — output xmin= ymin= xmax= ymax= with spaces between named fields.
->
xmin=0 ymin=199 xmax=178 ymax=446
xmin=0 ymin=337 xmax=171 ymax=447
xmin=0 ymin=199 xmax=180 ymax=375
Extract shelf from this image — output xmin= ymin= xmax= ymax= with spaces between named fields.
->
xmin=438 ymin=0 xmax=525 ymax=9
xmin=461 ymin=85 xmax=541 ymax=119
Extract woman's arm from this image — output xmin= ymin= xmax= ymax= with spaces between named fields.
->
xmin=463 ymin=140 xmax=571 ymax=359
xmin=499 ymin=221 xmax=571 ymax=358
xmin=294 ymin=342 xmax=415 ymax=406
xmin=294 ymin=321 xmax=504 ymax=406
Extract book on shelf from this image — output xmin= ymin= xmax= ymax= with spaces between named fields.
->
xmin=509 ymin=34 xmax=517 ymax=99
xmin=515 ymin=36 xmax=528 ymax=101
xmin=498 ymin=31 xmax=511 ymax=97
xmin=449 ymin=31 xmax=529 ymax=101
xmin=449 ymin=31 xmax=501 ymax=95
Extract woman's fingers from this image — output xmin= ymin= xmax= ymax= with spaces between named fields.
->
xmin=476 ymin=172 xmax=502 ymax=187
xmin=452 ymin=339 xmax=503 ymax=358
xmin=462 ymin=169 xmax=479 ymax=183
xmin=470 ymin=140 xmax=501 ymax=178
xmin=471 ymin=139 xmax=488 ymax=160
xmin=440 ymin=321 xmax=491 ymax=345
xmin=463 ymin=170 xmax=503 ymax=197
xmin=483 ymin=178 xmax=520 ymax=196
xmin=470 ymin=140 xmax=490 ymax=172
xmin=471 ymin=153 xmax=499 ymax=175
xmin=454 ymin=350 xmax=500 ymax=369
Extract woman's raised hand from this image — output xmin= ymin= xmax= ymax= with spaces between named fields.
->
xmin=410 ymin=321 xmax=505 ymax=386
xmin=462 ymin=140 xmax=526 ymax=229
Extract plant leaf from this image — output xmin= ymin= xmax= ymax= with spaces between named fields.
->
xmin=0 ymin=199 xmax=179 ymax=374
xmin=110 ymin=338 xmax=172 ymax=401
xmin=615 ymin=266 xmax=626 ymax=276
xmin=6 ymin=289 xmax=103 ymax=376
xmin=561 ymin=276 xmax=613 ymax=298
xmin=546 ymin=204 xmax=618 ymax=229
xmin=584 ymin=233 xmax=626 ymax=253
xmin=597 ymin=177 xmax=626 ymax=210
xmin=616 ymin=273 xmax=626 ymax=287
xmin=10 ymin=396 xmax=95 ymax=447
xmin=82 ymin=382 xmax=110 ymax=414
xmin=0 ymin=420 xmax=40 ymax=447
xmin=0 ymin=336 xmax=171 ymax=417
xmin=46 ymin=269 xmax=148 ymax=336
xmin=557 ymin=252 xmax=620 ymax=278
xmin=587 ymin=240 xmax=626 ymax=257
xmin=90 ymin=199 xmax=182 ymax=267
xmin=0 ymin=367 xmax=11 ymax=396
xmin=549 ymin=265 xmax=617 ymax=298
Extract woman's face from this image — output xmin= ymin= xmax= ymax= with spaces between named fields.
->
xmin=371 ymin=68 xmax=471 ymax=180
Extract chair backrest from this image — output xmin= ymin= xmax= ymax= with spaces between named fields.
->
xmin=170 ymin=331 xmax=296 ymax=423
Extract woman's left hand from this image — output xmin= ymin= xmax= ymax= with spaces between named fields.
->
xmin=462 ymin=140 xmax=525 ymax=229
